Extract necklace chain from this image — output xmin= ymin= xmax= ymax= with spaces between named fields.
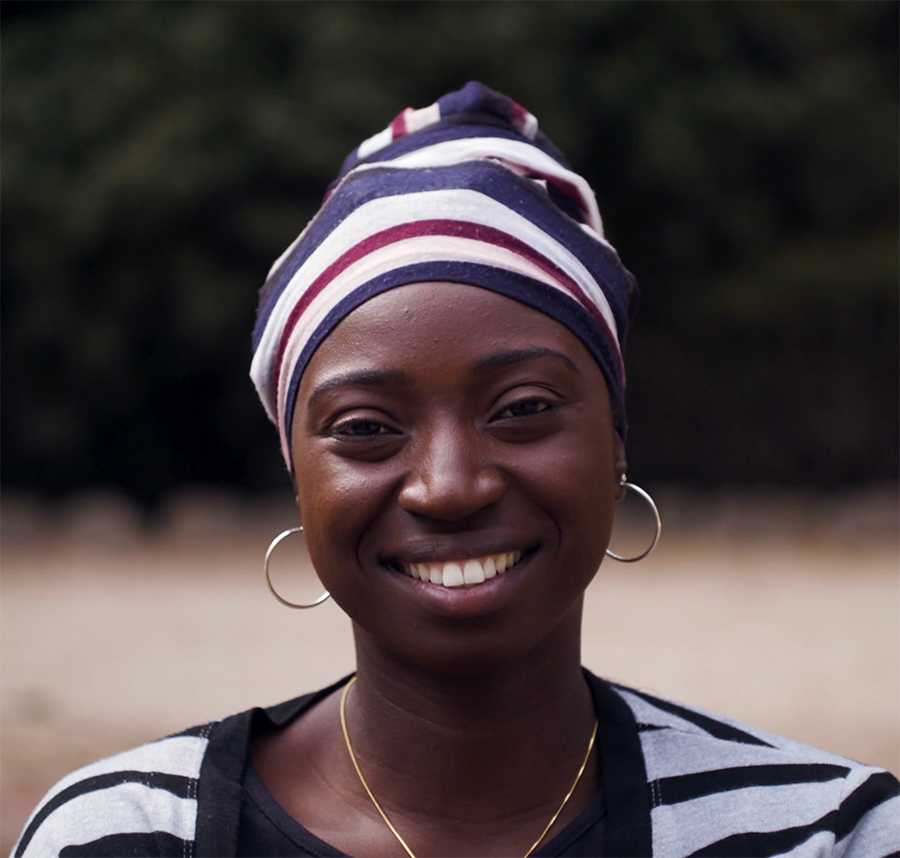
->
xmin=339 ymin=676 xmax=598 ymax=858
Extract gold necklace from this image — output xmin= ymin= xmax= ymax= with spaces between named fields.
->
xmin=339 ymin=676 xmax=598 ymax=858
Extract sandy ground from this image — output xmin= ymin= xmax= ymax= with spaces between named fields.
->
xmin=2 ymin=496 xmax=898 ymax=850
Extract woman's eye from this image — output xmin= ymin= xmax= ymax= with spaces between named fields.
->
xmin=331 ymin=418 xmax=395 ymax=438
xmin=494 ymin=398 xmax=554 ymax=420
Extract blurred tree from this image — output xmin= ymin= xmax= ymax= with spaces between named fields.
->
xmin=2 ymin=1 xmax=897 ymax=507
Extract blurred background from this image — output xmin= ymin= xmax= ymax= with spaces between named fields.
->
xmin=2 ymin=1 xmax=897 ymax=847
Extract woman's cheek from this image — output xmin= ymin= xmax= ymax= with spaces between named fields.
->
xmin=298 ymin=457 xmax=394 ymax=585
xmin=519 ymin=434 xmax=615 ymax=560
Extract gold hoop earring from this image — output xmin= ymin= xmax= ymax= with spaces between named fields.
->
xmin=605 ymin=477 xmax=662 ymax=563
xmin=264 ymin=526 xmax=331 ymax=609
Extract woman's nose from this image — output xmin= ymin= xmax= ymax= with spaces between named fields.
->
xmin=397 ymin=423 xmax=505 ymax=522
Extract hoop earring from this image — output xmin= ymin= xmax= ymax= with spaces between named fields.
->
xmin=605 ymin=477 xmax=662 ymax=563
xmin=264 ymin=526 xmax=331 ymax=609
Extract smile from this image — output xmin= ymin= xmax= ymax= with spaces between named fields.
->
xmin=396 ymin=551 xmax=527 ymax=588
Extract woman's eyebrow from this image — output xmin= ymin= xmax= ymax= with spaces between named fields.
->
xmin=473 ymin=347 xmax=580 ymax=374
xmin=307 ymin=369 xmax=408 ymax=411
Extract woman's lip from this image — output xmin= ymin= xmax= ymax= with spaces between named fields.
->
xmin=380 ymin=541 xmax=540 ymax=567
xmin=384 ymin=546 xmax=539 ymax=614
xmin=397 ymin=549 xmax=524 ymax=583
xmin=380 ymin=547 xmax=538 ymax=616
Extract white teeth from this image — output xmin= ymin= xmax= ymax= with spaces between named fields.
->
xmin=463 ymin=560 xmax=485 ymax=585
xmin=483 ymin=556 xmax=496 ymax=579
xmin=399 ymin=550 xmax=528 ymax=588
xmin=442 ymin=562 xmax=464 ymax=588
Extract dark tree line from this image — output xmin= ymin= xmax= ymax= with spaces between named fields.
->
xmin=3 ymin=1 xmax=897 ymax=507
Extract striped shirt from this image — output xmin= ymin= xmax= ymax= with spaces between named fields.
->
xmin=13 ymin=672 xmax=900 ymax=857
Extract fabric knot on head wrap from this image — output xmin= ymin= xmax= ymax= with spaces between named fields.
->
xmin=251 ymin=81 xmax=638 ymax=474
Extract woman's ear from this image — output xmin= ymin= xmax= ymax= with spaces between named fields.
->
xmin=293 ymin=484 xmax=303 ymax=525
xmin=614 ymin=433 xmax=628 ymax=500
xmin=292 ymin=471 xmax=302 ymax=515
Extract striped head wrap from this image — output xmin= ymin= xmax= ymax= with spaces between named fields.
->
xmin=251 ymin=81 xmax=638 ymax=473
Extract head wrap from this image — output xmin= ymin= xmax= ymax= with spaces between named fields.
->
xmin=251 ymin=81 xmax=638 ymax=473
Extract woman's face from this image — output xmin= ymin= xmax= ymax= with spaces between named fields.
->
xmin=292 ymin=283 xmax=624 ymax=673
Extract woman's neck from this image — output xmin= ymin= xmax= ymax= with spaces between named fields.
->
xmin=253 ymin=603 xmax=601 ymax=856
xmin=344 ymin=607 xmax=598 ymax=826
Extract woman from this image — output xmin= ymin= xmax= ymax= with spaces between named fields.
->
xmin=15 ymin=82 xmax=898 ymax=858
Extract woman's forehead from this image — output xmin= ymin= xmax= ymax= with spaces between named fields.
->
xmin=299 ymin=282 xmax=600 ymax=388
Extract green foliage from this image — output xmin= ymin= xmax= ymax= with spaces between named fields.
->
xmin=3 ymin=1 xmax=897 ymax=503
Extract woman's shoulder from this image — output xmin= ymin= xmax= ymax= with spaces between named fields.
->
xmin=11 ymin=722 xmax=217 ymax=858
xmin=600 ymin=675 xmax=900 ymax=857
xmin=11 ymin=683 xmax=335 ymax=858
